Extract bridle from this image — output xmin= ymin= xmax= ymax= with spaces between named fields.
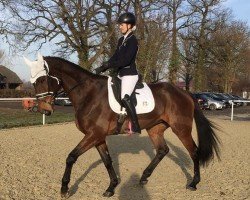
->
xmin=34 ymin=60 xmax=61 ymax=106
xmin=34 ymin=60 xmax=84 ymax=105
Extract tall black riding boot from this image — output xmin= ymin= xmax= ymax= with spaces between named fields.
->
xmin=122 ymin=94 xmax=141 ymax=134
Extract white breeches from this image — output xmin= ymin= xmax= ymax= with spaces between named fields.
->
xmin=120 ymin=75 xmax=139 ymax=99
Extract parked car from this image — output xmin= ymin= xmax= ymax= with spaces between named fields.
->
xmin=193 ymin=93 xmax=225 ymax=110
xmin=192 ymin=94 xmax=209 ymax=110
xmin=54 ymin=92 xmax=72 ymax=106
xmin=212 ymin=93 xmax=236 ymax=107
xmin=223 ymin=93 xmax=243 ymax=106
xmin=200 ymin=92 xmax=231 ymax=108
xmin=231 ymin=94 xmax=249 ymax=106
xmin=203 ymin=92 xmax=231 ymax=108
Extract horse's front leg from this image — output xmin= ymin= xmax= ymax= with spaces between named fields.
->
xmin=96 ymin=142 xmax=119 ymax=197
xmin=61 ymin=134 xmax=98 ymax=198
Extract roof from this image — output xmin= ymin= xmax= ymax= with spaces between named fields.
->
xmin=0 ymin=65 xmax=22 ymax=84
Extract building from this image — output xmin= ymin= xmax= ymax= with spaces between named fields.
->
xmin=0 ymin=65 xmax=23 ymax=90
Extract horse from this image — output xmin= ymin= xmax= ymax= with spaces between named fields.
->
xmin=24 ymin=54 xmax=220 ymax=198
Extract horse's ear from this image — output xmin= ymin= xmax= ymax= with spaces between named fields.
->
xmin=23 ymin=56 xmax=34 ymax=68
xmin=37 ymin=52 xmax=44 ymax=62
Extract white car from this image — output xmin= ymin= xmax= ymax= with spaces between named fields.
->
xmin=206 ymin=97 xmax=224 ymax=110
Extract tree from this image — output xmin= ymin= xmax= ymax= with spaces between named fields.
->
xmin=179 ymin=28 xmax=196 ymax=91
xmin=0 ymin=50 xmax=5 ymax=64
xmin=208 ymin=21 xmax=250 ymax=93
xmin=0 ymin=0 xmax=124 ymax=69
xmin=187 ymin=0 xmax=223 ymax=91
xmin=165 ymin=0 xmax=194 ymax=84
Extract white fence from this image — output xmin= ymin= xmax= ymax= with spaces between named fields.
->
xmin=229 ymin=100 xmax=250 ymax=121
xmin=0 ymin=97 xmax=70 ymax=125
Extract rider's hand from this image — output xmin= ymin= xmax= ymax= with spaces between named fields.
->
xmin=95 ymin=62 xmax=110 ymax=74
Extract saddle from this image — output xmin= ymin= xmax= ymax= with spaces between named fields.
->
xmin=109 ymin=75 xmax=153 ymax=135
xmin=111 ymin=74 xmax=144 ymax=109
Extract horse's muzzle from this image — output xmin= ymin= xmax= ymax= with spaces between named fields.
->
xmin=37 ymin=96 xmax=54 ymax=115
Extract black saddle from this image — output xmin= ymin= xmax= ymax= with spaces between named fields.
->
xmin=111 ymin=75 xmax=144 ymax=108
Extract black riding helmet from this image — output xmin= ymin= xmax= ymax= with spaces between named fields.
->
xmin=117 ymin=12 xmax=136 ymax=26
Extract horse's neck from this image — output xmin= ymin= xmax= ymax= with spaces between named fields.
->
xmin=53 ymin=64 xmax=97 ymax=108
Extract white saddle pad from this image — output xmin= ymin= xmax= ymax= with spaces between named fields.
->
xmin=107 ymin=76 xmax=155 ymax=114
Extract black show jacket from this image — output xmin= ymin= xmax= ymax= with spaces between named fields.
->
xmin=108 ymin=32 xmax=139 ymax=77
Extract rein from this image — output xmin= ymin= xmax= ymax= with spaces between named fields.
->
xmin=55 ymin=81 xmax=85 ymax=98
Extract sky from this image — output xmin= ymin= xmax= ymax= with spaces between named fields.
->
xmin=222 ymin=0 xmax=250 ymax=25
xmin=1 ymin=0 xmax=250 ymax=82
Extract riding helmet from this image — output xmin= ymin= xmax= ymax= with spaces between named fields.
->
xmin=117 ymin=12 xmax=136 ymax=26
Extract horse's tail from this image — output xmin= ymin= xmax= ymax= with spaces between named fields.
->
xmin=192 ymin=95 xmax=221 ymax=166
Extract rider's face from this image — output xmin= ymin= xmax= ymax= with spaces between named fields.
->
xmin=119 ymin=23 xmax=132 ymax=34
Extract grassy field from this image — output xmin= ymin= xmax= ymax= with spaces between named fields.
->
xmin=1 ymin=104 xmax=249 ymax=129
xmin=0 ymin=108 xmax=75 ymax=129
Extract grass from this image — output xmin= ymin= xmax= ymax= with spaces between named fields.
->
xmin=0 ymin=108 xmax=75 ymax=129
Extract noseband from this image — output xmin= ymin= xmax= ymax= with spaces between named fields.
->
xmin=35 ymin=60 xmax=85 ymax=105
xmin=35 ymin=61 xmax=60 ymax=105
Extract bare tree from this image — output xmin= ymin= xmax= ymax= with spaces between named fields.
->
xmin=0 ymin=0 xmax=124 ymax=69
xmin=187 ymin=0 xmax=223 ymax=91
xmin=139 ymin=17 xmax=171 ymax=82
xmin=163 ymin=0 xmax=196 ymax=84
xmin=1 ymin=0 xmax=248 ymax=91
xmin=132 ymin=1 xmax=171 ymax=82
xmin=179 ymin=28 xmax=196 ymax=91
xmin=0 ymin=50 xmax=5 ymax=63
xmin=208 ymin=21 xmax=250 ymax=93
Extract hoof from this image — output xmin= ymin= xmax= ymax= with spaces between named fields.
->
xmin=103 ymin=190 xmax=114 ymax=197
xmin=61 ymin=191 xmax=70 ymax=199
xmin=186 ymin=185 xmax=197 ymax=191
xmin=139 ymin=179 xmax=148 ymax=186
xmin=61 ymin=186 xmax=69 ymax=199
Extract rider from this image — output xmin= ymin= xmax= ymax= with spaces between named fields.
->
xmin=95 ymin=12 xmax=141 ymax=134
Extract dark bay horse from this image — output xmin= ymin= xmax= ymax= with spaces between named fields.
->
xmin=26 ymin=56 xmax=220 ymax=198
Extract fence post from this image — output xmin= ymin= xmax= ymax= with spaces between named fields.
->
xmin=43 ymin=114 xmax=45 ymax=125
xmin=231 ymin=101 xmax=234 ymax=121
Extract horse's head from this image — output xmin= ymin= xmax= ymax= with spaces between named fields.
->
xmin=24 ymin=53 xmax=61 ymax=116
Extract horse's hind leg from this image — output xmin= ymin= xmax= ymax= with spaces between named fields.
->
xmin=140 ymin=124 xmax=169 ymax=185
xmin=172 ymin=126 xmax=200 ymax=190
xmin=96 ymin=142 xmax=119 ymax=197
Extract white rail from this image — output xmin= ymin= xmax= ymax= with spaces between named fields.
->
xmin=229 ymin=100 xmax=250 ymax=121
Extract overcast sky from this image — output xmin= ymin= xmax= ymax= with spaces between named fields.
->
xmin=1 ymin=0 xmax=250 ymax=82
